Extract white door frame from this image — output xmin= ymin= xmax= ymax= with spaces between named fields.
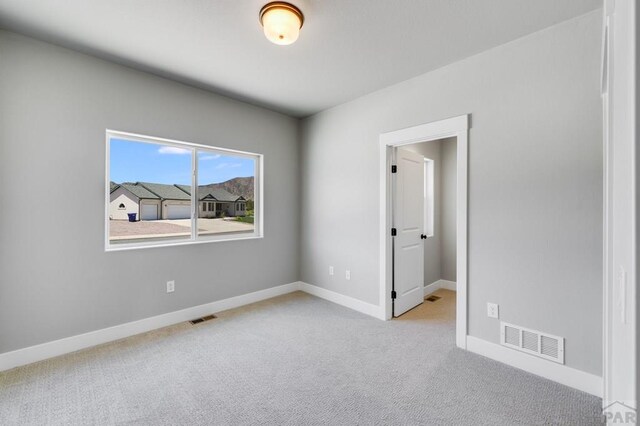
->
xmin=379 ymin=114 xmax=470 ymax=349
xmin=601 ymin=0 xmax=637 ymax=408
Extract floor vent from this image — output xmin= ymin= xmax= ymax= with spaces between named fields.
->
xmin=500 ymin=322 xmax=564 ymax=364
xmin=426 ymin=295 xmax=441 ymax=302
xmin=189 ymin=314 xmax=217 ymax=325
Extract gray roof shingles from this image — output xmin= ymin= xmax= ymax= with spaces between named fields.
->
xmin=175 ymin=184 xmax=192 ymax=196
xmin=120 ymin=183 xmax=161 ymax=199
xmin=201 ymin=188 xmax=243 ymax=202
xmin=176 ymin=185 xmax=243 ymax=202
xmin=113 ymin=182 xmax=244 ymax=202
xmin=138 ymin=182 xmax=190 ymax=201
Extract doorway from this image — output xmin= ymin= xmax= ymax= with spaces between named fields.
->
xmin=392 ymin=138 xmax=458 ymax=317
xmin=379 ymin=114 xmax=469 ymax=349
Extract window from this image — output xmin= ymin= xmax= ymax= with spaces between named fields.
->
xmin=106 ymin=130 xmax=262 ymax=250
xmin=424 ymin=158 xmax=434 ymax=237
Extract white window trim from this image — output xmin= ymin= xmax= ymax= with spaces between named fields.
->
xmin=105 ymin=129 xmax=263 ymax=252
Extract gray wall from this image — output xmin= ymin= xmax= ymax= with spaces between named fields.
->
xmin=440 ymin=139 xmax=457 ymax=282
xmin=300 ymin=11 xmax=602 ymax=375
xmin=402 ymin=140 xmax=442 ymax=286
xmin=0 ymin=31 xmax=300 ymax=354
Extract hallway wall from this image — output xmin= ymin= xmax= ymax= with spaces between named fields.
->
xmin=440 ymin=139 xmax=457 ymax=282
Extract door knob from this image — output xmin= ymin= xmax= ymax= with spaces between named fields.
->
xmin=421 ymin=234 xmax=427 ymax=239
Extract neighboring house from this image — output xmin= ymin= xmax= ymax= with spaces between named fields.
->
xmin=140 ymin=182 xmax=191 ymax=220
xmin=176 ymin=185 xmax=247 ymax=218
xmin=109 ymin=182 xmax=246 ymax=220
xmin=109 ymin=182 xmax=163 ymax=221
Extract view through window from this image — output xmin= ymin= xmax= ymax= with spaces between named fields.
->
xmin=107 ymin=132 xmax=260 ymax=250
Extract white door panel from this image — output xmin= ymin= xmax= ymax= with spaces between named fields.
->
xmin=393 ymin=148 xmax=425 ymax=316
xmin=401 ymin=161 xmax=422 ymax=232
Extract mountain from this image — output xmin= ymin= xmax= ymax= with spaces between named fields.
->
xmin=200 ymin=176 xmax=254 ymax=200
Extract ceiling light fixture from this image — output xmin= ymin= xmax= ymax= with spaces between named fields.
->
xmin=259 ymin=2 xmax=304 ymax=46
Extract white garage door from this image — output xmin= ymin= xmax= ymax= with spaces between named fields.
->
xmin=166 ymin=205 xmax=191 ymax=220
xmin=140 ymin=204 xmax=158 ymax=220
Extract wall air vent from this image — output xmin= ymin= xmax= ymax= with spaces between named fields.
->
xmin=500 ymin=322 xmax=564 ymax=364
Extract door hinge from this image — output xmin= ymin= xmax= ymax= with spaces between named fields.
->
xmin=391 ymin=165 xmax=397 ymax=173
xmin=391 ymin=228 xmax=397 ymax=236
xmin=391 ymin=290 xmax=397 ymax=299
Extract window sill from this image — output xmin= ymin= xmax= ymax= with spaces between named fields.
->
xmin=105 ymin=233 xmax=263 ymax=252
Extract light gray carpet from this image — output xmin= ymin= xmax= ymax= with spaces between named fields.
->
xmin=0 ymin=290 xmax=602 ymax=425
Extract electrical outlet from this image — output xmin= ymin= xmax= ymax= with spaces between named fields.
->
xmin=329 ymin=266 xmax=334 ymax=276
xmin=345 ymin=270 xmax=351 ymax=280
xmin=487 ymin=302 xmax=499 ymax=319
xmin=166 ymin=280 xmax=175 ymax=293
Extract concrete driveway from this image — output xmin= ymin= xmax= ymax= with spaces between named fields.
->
xmin=163 ymin=218 xmax=253 ymax=235
xmin=110 ymin=218 xmax=254 ymax=241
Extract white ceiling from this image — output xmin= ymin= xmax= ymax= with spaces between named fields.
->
xmin=0 ymin=0 xmax=601 ymax=117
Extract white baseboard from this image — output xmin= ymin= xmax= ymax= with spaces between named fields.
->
xmin=424 ymin=279 xmax=457 ymax=296
xmin=439 ymin=280 xmax=457 ymax=291
xmin=423 ymin=281 xmax=441 ymax=296
xmin=0 ymin=282 xmax=301 ymax=372
xmin=466 ymin=335 xmax=602 ymax=397
xmin=299 ymin=282 xmax=385 ymax=320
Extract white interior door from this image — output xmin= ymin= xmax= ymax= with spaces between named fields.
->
xmin=393 ymin=148 xmax=425 ymax=316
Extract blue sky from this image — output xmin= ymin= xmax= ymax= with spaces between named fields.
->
xmin=110 ymin=138 xmax=255 ymax=185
